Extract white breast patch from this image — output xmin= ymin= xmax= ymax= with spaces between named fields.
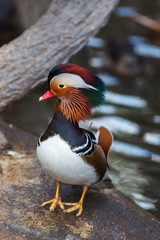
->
xmin=37 ymin=135 xmax=99 ymax=186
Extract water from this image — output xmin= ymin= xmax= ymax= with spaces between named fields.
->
xmin=1 ymin=0 xmax=160 ymax=219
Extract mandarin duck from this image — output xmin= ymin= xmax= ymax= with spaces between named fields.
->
xmin=37 ymin=63 xmax=113 ymax=216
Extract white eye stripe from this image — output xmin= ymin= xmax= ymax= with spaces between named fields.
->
xmin=50 ymin=73 xmax=97 ymax=90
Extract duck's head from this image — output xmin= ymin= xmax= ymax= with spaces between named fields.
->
xmin=39 ymin=63 xmax=105 ymax=123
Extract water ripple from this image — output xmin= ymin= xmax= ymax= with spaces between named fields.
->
xmin=153 ymin=115 xmax=160 ymax=124
xmin=128 ymin=36 xmax=160 ymax=59
xmin=92 ymin=105 xmax=117 ymax=115
xmin=106 ymin=91 xmax=147 ymax=108
xmin=84 ymin=116 xmax=140 ymax=135
xmin=115 ymin=6 xmax=137 ymax=17
xmin=134 ymin=43 xmax=160 ymax=59
xmin=144 ymin=132 xmax=160 ymax=146
xmin=89 ymin=57 xmax=105 ymax=68
xmin=151 ymin=154 xmax=160 ymax=163
xmin=112 ymin=140 xmax=152 ymax=158
xmin=87 ymin=37 xmax=105 ymax=48
xmin=132 ymin=193 xmax=157 ymax=210
xmin=98 ymin=73 xmax=120 ymax=86
xmin=128 ymin=35 xmax=148 ymax=44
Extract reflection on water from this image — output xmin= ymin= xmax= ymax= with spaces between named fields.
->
xmin=133 ymin=42 xmax=160 ymax=59
xmin=1 ymin=0 xmax=160 ymax=219
xmin=89 ymin=56 xmax=105 ymax=69
xmin=144 ymin=132 xmax=160 ymax=146
xmin=92 ymin=105 xmax=117 ymax=115
xmin=112 ymin=141 xmax=151 ymax=158
xmin=106 ymin=91 xmax=147 ymax=108
xmin=128 ymin=36 xmax=160 ymax=59
xmin=97 ymin=73 xmax=120 ymax=86
xmin=133 ymin=193 xmax=157 ymax=211
xmin=154 ymin=115 xmax=160 ymax=124
xmin=87 ymin=37 xmax=105 ymax=48
xmin=151 ymin=154 xmax=160 ymax=164
xmin=115 ymin=6 xmax=138 ymax=17
xmin=82 ymin=116 xmax=140 ymax=135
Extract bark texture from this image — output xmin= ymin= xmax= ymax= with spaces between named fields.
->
xmin=0 ymin=0 xmax=117 ymax=111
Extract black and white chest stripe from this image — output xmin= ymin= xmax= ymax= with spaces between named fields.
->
xmin=37 ymin=133 xmax=43 ymax=147
xmin=72 ymin=132 xmax=97 ymax=156
xmin=37 ymin=139 xmax=40 ymax=146
xmin=37 ymin=129 xmax=97 ymax=157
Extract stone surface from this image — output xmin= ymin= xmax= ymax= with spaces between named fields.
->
xmin=0 ymin=120 xmax=160 ymax=240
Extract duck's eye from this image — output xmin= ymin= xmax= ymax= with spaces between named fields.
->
xmin=58 ymin=84 xmax=65 ymax=88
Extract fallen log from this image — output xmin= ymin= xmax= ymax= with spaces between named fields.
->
xmin=0 ymin=0 xmax=117 ymax=111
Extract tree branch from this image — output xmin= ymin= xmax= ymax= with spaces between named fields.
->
xmin=0 ymin=0 xmax=117 ymax=111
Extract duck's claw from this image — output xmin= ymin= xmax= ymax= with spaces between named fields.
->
xmin=41 ymin=197 xmax=65 ymax=211
xmin=64 ymin=202 xmax=83 ymax=216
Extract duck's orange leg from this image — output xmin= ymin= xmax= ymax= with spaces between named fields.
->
xmin=41 ymin=181 xmax=64 ymax=211
xmin=64 ymin=185 xmax=88 ymax=216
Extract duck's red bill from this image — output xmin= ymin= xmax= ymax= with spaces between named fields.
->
xmin=39 ymin=90 xmax=55 ymax=101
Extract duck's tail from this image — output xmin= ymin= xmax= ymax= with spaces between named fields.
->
xmin=96 ymin=126 xmax=113 ymax=156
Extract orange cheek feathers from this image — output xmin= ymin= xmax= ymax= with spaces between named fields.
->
xmin=51 ymin=83 xmax=72 ymax=98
